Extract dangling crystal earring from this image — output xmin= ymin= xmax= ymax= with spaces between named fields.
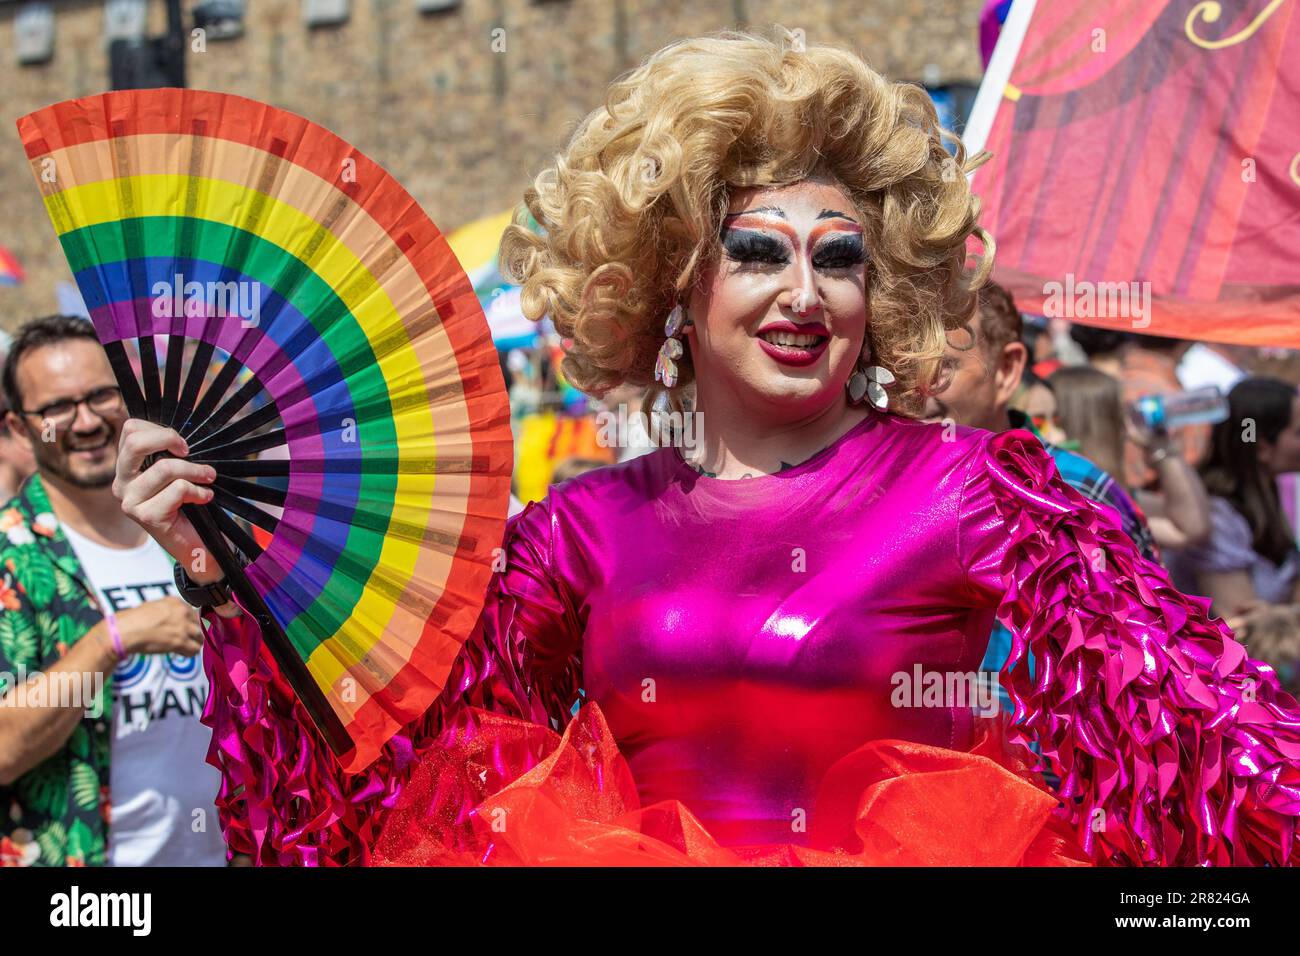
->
xmin=848 ymin=362 xmax=895 ymax=410
xmin=655 ymin=303 xmax=688 ymax=388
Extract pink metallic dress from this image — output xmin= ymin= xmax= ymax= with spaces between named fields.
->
xmin=201 ymin=411 xmax=1300 ymax=866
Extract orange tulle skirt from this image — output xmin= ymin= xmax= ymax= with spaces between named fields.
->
xmin=372 ymin=704 xmax=1092 ymax=866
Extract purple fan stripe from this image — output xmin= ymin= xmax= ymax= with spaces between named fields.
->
xmin=90 ymin=298 xmax=330 ymax=601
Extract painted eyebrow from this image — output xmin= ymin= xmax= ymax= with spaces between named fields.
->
xmin=721 ymin=208 xmax=859 ymax=228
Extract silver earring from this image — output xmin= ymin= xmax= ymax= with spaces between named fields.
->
xmin=655 ymin=304 xmax=687 ymax=388
xmin=847 ymin=369 xmax=869 ymax=403
xmin=848 ymin=363 xmax=894 ymax=410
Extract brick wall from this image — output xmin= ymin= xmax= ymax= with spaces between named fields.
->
xmin=0 ymin=0 xmax=986 ymax=326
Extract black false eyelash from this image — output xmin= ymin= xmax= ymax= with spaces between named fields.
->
xmin=721 ymin=230 xmax=790 ymax=265
xmin=813 ymin=235 xmax=868 ymax=270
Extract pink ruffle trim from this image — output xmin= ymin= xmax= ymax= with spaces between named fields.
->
xmin=988 ymin=429 xmax=1300 ymax=865
xmin=198 ymin=606 xmax=426 ymax=865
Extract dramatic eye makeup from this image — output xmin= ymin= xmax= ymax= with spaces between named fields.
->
xmin=720 ymin=209 xmax=793 ymax=266
xmin=811 ymin=233 xmax=867 ymax=270
xmin=721 ymin=229 xmax=790 ymax=265
xmin=720 ymin=207 xmax=866 ymax=271
xmin=809 ymin=212 xmax=867 ymax=270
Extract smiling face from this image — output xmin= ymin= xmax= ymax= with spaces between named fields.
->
xmin=6 ymin=339 xmax=125 ymax=490
xmin=685 ymin=177 xmax=870 ymax=421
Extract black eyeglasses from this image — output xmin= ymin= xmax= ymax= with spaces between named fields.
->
xmin=19 ymin=386 xmax=125 ymax=427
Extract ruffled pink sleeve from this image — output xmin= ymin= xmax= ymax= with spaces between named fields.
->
xmin=200 ymin=498 xmax=582 ymax=866
xmin=961 ymin=429 xmax=1300 ymax=865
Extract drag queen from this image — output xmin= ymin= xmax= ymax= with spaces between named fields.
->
xmin=116 ymin=33 xmax=1300 ymax=866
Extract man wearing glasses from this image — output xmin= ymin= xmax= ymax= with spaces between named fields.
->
xmin=0 ymin=315 xmax=226 ymax=866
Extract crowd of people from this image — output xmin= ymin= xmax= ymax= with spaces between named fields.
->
xmin=3 ymin=289 xmax=1299 ymax=867
xmin=3 ymin=291 xmax=1299 ymax=867
xmin=2 ymin=30 xmax=1299 ymax=868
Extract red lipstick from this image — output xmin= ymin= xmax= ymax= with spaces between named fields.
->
xmin=754 ymin=320 xmax=830 ymax=367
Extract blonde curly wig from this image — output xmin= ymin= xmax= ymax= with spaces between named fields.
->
xmin=500 ymin=29 xmax=994 ymax=415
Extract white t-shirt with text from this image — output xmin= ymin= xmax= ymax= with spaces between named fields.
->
xmin=61 ymin=524 xmax=226 ymax=866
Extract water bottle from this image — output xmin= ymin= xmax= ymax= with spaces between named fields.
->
xmin=1128 ymin=386 xmax=1229 ymax=432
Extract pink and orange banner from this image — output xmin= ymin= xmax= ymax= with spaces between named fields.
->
xmin=969 ymin=0 xmax=1300 ymax=346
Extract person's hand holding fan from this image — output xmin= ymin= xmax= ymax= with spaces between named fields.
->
xmin=111 ymin=419 xmax=234 ymax=605
xmin=18 ymin=90 xmax=514 ymax=773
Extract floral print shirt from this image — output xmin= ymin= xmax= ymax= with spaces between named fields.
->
xmin=0 ymin=474 xmax=112 ymax=866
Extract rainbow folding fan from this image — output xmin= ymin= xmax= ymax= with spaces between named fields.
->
xmin=18 ymin=90 xmax=514 ymax=771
